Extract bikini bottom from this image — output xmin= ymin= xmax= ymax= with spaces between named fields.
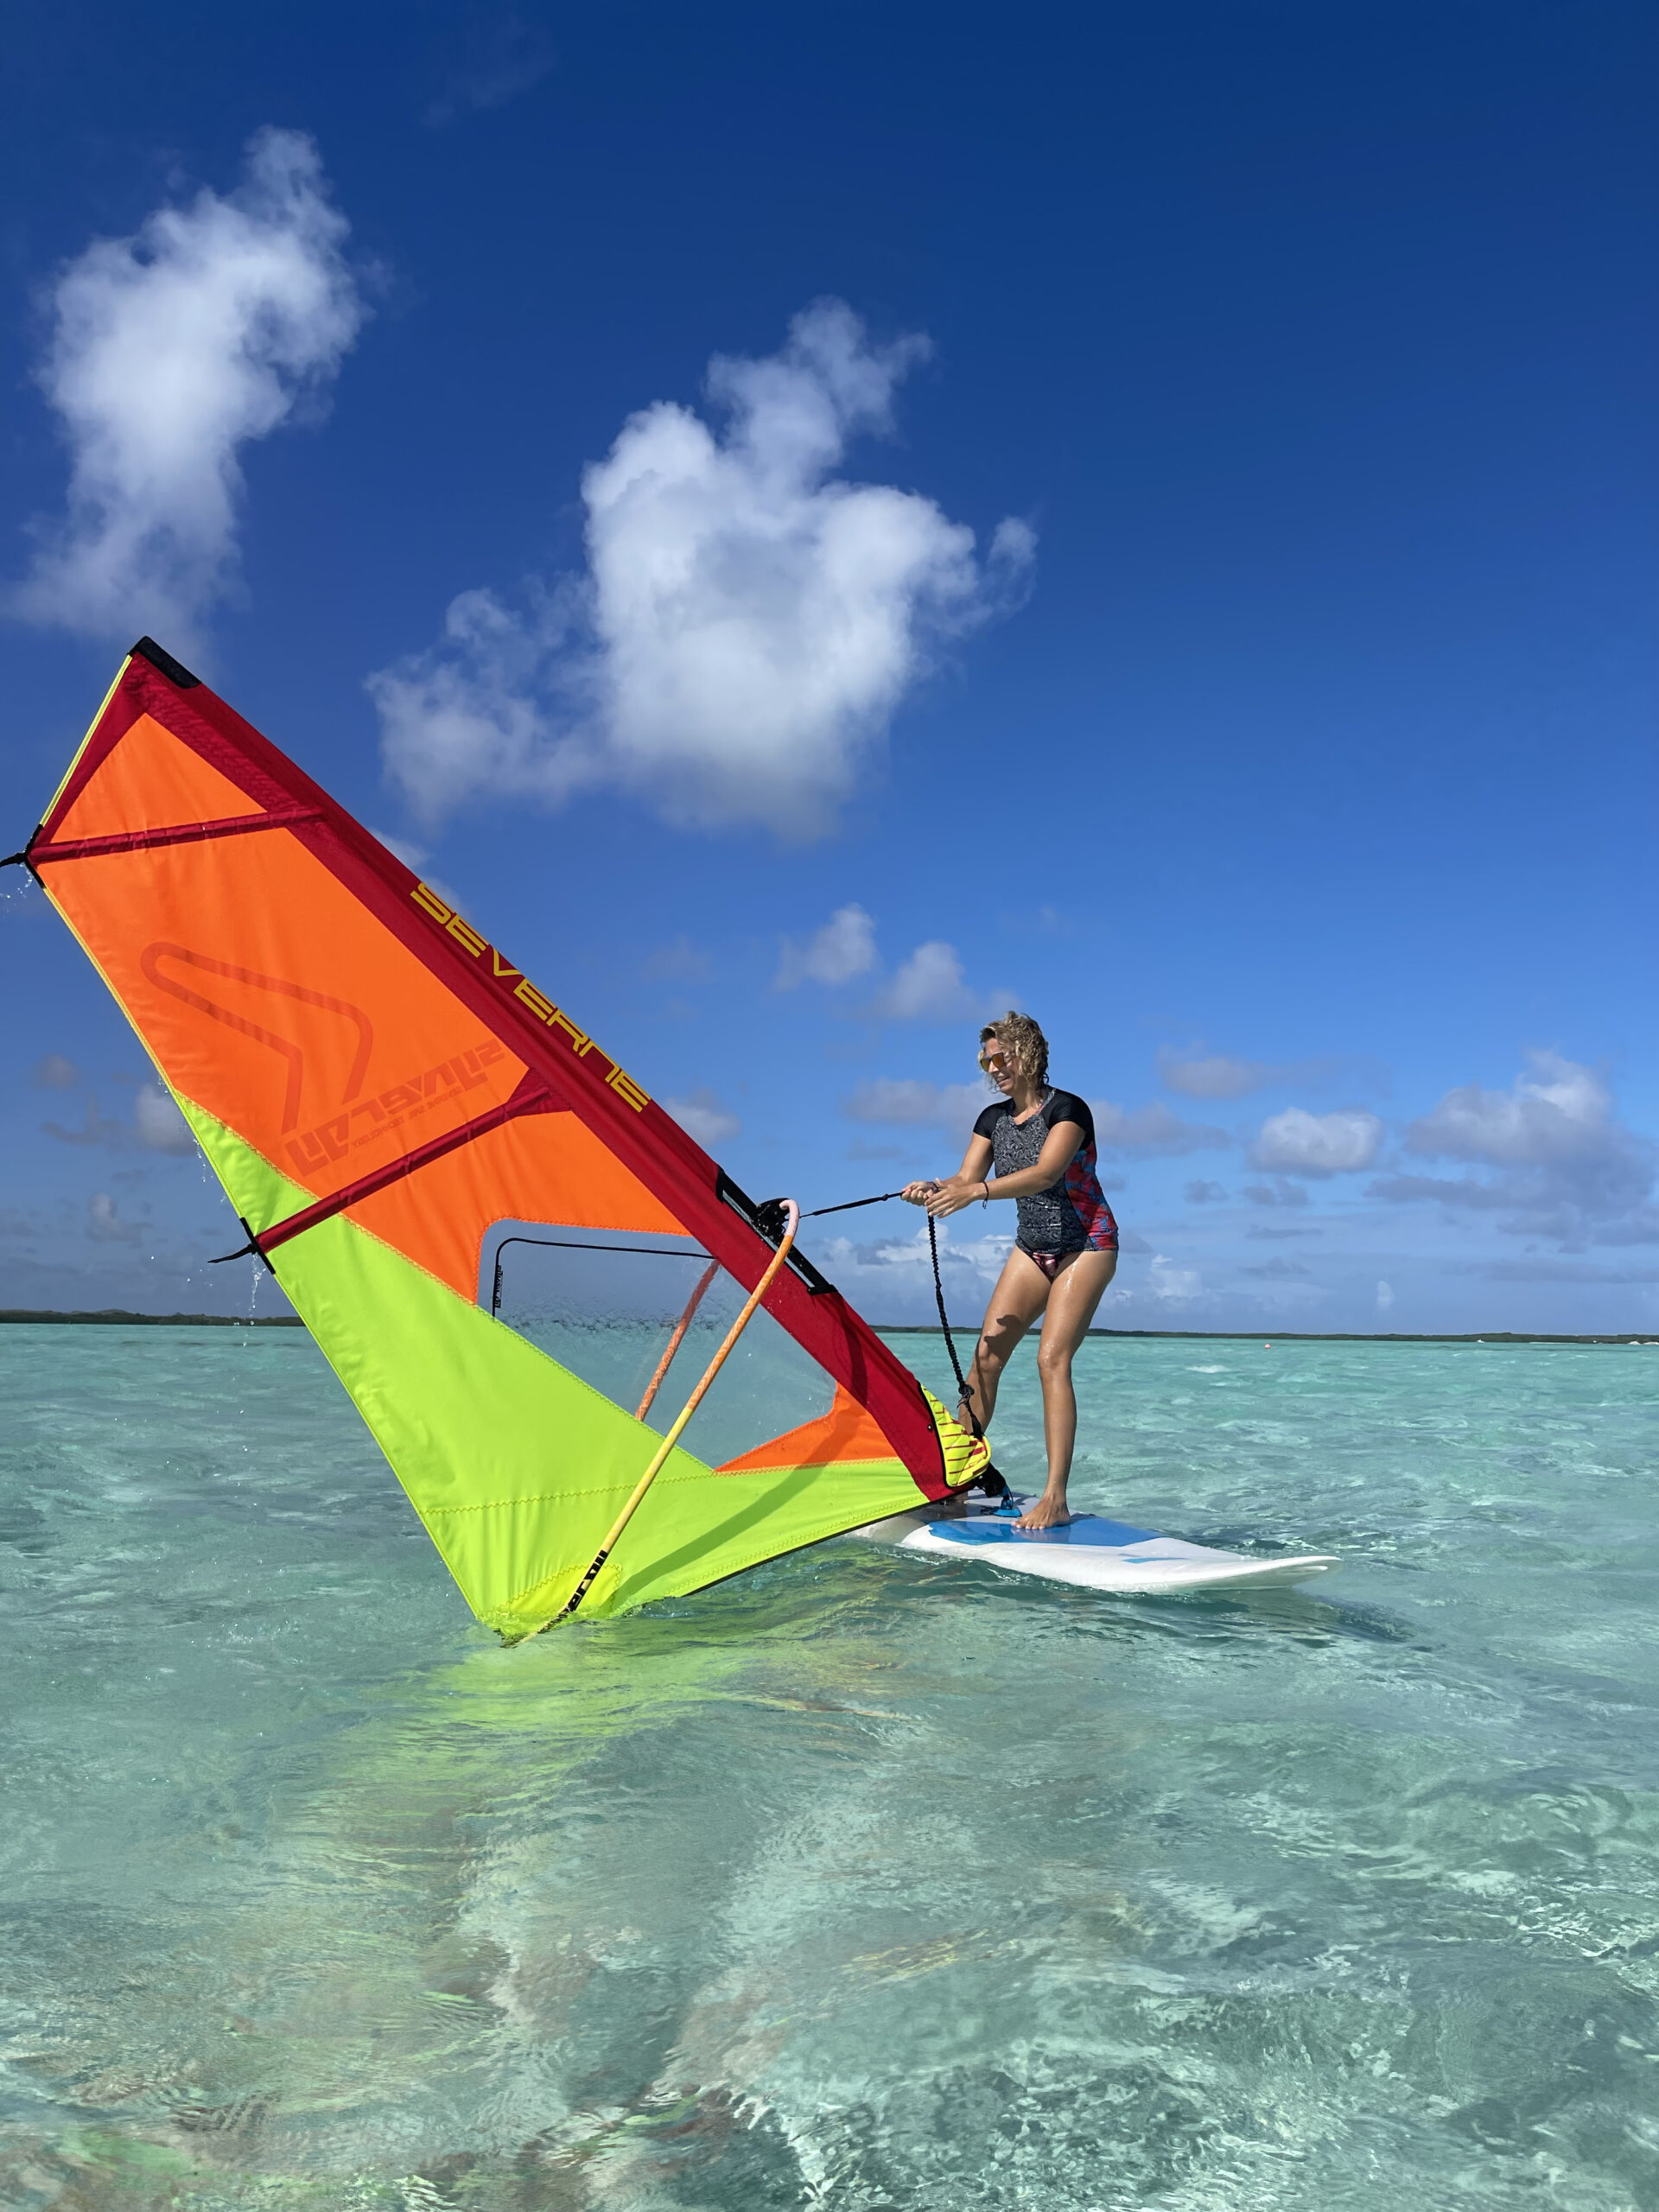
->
xmin=1019 ymin=1244 xmax=1084 ymax=1281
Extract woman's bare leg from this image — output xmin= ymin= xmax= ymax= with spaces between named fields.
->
xmin=958 ymin=1248 xmax=1052 ymax=1437
xmin=1015 ymin=1249 xmax=1118 ymax=1529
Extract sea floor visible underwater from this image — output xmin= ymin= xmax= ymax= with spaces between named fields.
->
xmin=2 ymin=1325 xmax=1657 ymax=2212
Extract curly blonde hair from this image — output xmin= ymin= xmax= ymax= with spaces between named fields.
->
xmin=979 ymin=1011 xmax=1049 ymax=1088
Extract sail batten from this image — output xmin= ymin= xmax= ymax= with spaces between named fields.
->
xmin=29 ymin=645 xmax=988 ymax=1630
xmin=32 ymin=806 xmax=325 ymax=865
xmin=246 ymin=1079 xmax=560 ymax=1257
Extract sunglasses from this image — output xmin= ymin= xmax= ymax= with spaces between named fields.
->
xmin=979 ymin=1048 xmax=1012 ymax=1071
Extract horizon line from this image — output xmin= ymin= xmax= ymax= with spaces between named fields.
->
xmin=1 ymin=1308 xmax=1653 ymax=1347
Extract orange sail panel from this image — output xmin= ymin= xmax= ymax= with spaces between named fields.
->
xmin=22 ymin=640 xmax=982 ymax=1631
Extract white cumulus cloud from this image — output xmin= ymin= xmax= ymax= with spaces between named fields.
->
xmin=10 ymin=130 xmax=366 ymax=644
xmin=1150 ymin=1255 xmax=1203 ymax=1301
xmin=1406 ymin=1050 xmax=1620 ymax=1168
xmin=372 ymin=299 xmax=1034 ymax=836
xmin=866 ymin=941 xmax=1007 ymax=1023
xmin=817 ymin=1224 xmax=1014 ymax=1296
xmin=1372 ymin=1051 xmax=1658 ymax=1244
xmin=775 ymin=903 xmax=878 ymax=988
xmin=134 ymin=1083 xmax=195 ymax=1154
xmin=1250 ymin=1106 xmax=1382 ymax=1177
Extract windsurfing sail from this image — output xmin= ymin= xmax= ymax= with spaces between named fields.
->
xmin=18 ymin=640 xmax=987 ymax=1634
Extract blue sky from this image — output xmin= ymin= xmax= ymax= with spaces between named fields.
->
xmin=3 ymin=1 xmax=1656 ymax=1332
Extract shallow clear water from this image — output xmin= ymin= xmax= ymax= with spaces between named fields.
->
xmin=2 ymin=1325 xmax=1656 ymax=2211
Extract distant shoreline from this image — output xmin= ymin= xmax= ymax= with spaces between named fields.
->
xmin=0 ymin=1308 xmax=1651 ymax=1345
xmin=0 ymin=1310 xmax=306 ymax=1327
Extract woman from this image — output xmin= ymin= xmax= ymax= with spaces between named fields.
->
xmin=902 ymin=1013 xmax=1118 ymax=1530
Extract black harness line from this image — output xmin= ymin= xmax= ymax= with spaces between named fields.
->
xmin=785 ymin=1184 xmax=975 ymax=1406
xmin=925 ymin=1211 xmax=973 ymax=1417
xmin=769 ymin=1185 xmax=1007 ymax=1495
xmin=796 ymin=1189 xmax=905 ymax=1218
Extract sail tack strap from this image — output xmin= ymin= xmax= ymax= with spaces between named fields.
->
xmin=554 ymin=1201 xmax=802 ymax=1626
xmin=212 ymin=1079 xmax=559 ymax=1264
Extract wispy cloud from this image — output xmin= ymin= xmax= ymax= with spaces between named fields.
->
xmin=1159 ymin=1045 xmax=1382 ymax=1099
xmin=42 ymin=1098 xmax=124 ymax=1147
xmin=43 ymin=1083 xmax=194 ymax=1154
xmin=1185 ymin=1179 xmax=1227 ymax=1204
xmin=371 ymin=830 xmax=459 ymax=912
xmin=372 ymin=300 xmax=1034 ymax=836
xmin=10 ymin=130 xmax=366 ymax=644
xmin=664 ymin=1090 xmax=741 ymax=1147
xmin=426 ymin=11 xmax=556 ymax=124
xmin=1092 ymin=1099 xmax=1230 ymax=1158
xmin=842 ymin=1077 xmax=989 ymax=1130
xmin=775 ymin=903 xmax=878 ymax=989
xmin=30 ymin=1053 xmax=79 ymax=1090
xmin=1249 ymin=1106 xmax=1382 ymax=1177
xmin=1243 ymin=1177 xmax=1310 ymax=1208
xmin=1461 ymin=1259 xmax=1659 ymax=1284
xmin=643 ymin=936 xmax=713 ymax=984
xmin=86 ymin=1192 xmax=139 ymax=1243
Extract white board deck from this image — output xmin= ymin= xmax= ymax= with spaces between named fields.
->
xmin=850 ymin=1497 xmax=1338 ymax=1594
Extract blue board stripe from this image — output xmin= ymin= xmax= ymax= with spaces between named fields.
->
xmin=927 ymin=1516 xmax=1160 ymax=1550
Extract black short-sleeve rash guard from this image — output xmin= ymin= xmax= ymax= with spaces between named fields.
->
xmin=974 ymin=1089 xmax=1118 ymax=1254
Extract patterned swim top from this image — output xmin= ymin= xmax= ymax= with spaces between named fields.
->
xmin=974 ymin=1089 xmax=1119 ymax=1254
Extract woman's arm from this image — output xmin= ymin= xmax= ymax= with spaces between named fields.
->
xmin=919 ymin=1120 xmax=1084 ymax=1218
xmin=901 ymin=1135 xmax=993 ymax=1211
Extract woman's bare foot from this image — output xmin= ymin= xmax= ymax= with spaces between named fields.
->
xmin=1014 ymin=1491 xmax=1072 ymax=1531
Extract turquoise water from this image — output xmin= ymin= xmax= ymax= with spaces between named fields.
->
xmin=2 ymin=1326 xmax=1656 ymax=2211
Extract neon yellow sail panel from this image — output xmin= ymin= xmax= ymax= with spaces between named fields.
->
xmin=24 ymin=642 xmax=986 ymax=1631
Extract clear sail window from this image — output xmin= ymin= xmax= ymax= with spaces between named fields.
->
xmin=481 ymin=1220 xmax=836 ymax=1470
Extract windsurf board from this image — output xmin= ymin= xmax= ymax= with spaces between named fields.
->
xmin=852 ymin=1496 xmax=1338 ymax=1594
